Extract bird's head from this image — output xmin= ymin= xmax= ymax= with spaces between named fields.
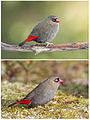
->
xmin=48 ymin=75 xmax=63 ymax=86
xmin=47 ymin=15 xmax=60 ymax=24
xmin=54 ymin=77 xmax=64 ymax=84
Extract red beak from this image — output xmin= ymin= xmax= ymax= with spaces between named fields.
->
xmin=56 ymin=18 xmax=60 ymax=23
xmin=58 ymin=79 xmax=64 ymax=83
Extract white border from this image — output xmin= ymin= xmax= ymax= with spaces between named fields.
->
xmin=1 ymin=0 xmax=89 ymax=1
xmin=1 ymin=59 xmax=88 ymax=61
xmin=0 ymin=0 xmax=1 ymax=119
xmin=1 ymin=0 xmax=89 ymax=120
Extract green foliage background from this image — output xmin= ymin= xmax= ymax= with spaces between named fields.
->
xmin=1 ymin=1 xmax=88 ymax=59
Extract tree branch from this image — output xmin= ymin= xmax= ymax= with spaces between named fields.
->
xmin=1 ymin=42 xmax=88 ymax=55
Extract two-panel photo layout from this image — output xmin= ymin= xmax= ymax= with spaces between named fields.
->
xmin=1 ymin=1 xmax=89 ymax=119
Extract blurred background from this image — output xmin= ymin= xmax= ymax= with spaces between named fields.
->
xmin=1 ymin=60 xmax=88 ymax=98
xmin=1 ymin=1 xmax=88 ymax=59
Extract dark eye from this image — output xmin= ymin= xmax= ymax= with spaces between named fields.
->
xmin=54 ymin=78 xmax=59 ymax=82
xmin=52 ymin=18 xmax=57 ymax=22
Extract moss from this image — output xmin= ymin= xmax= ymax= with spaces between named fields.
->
xmin=1 ymin=81 xmax=89 ymax=119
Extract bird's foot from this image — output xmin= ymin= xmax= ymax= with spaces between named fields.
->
xmin=46 ymin=42 xmax=54 ymax=47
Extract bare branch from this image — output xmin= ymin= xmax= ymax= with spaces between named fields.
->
xmin=1 ymin=42 xmax=88 ymax=55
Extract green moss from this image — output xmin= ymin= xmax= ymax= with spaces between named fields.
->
xmin=1 ymin=81 xmax=89 ymax=119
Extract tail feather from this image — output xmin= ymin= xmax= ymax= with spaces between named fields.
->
xmin=8 ymin=101 xmax=18 ymax=107
xmin=18 ymin=40 xmax=26 ymax=46
xmin=18 ymin=36 xmax=38 ymax=46
xmin=8 ymin=100 xmax=31 ymax=107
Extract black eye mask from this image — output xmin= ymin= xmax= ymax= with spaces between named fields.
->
xmin=54 ymin=78 xmax=59 ymax=82
xmin=52 ymin=18 xmax=57 ymax=22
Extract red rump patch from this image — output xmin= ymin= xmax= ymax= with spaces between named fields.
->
xmin=16 ymin=100 xmax=31 ymax=105
xmin=24 ymin=36 xmax=38 ymax=43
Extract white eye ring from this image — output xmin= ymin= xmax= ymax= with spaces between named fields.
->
xmin=54 ymin=78 xmax=59 ymax=82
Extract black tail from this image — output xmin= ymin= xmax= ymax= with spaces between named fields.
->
xmin=18 ymin=40 xmax=26 ymax=46
xmin=8 ymin=101 xmax=18 ymax=107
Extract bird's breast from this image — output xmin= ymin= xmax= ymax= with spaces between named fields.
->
xmin=41 ymin=24 xmax=59 ymax=43
xmin=30 ymin=88 xmax=57 ymax=107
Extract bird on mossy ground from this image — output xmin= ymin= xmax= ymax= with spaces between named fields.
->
xmin=18 ymin=15 xmax=60 ymax=46
xmin=8 ymin=76 xmax=63 ymax=108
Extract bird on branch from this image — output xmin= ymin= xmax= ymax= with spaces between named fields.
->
xmin=18 ymin=15 xmax=60 ymax=47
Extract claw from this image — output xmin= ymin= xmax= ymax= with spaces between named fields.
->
xmin=46 ymin=42 xmax=54 ymax=47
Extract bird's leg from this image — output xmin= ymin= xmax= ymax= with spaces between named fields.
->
xmin=46 ymin=42 xmax=54 ymax=47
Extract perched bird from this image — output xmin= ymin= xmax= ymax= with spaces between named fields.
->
xmin=18 ymin=15 xmax=60 ymax=46
xmin=8 ymin=76 xmax=63 ymax=108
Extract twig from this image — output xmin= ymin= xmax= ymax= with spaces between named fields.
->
xmin=1 ymin=42 xmax=88 ymax=55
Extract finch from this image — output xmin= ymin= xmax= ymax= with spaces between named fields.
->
xmin=18 ymin=15 xmax=60 ymax=46
xmin=8 ymin=76 xmax=63 ymax=108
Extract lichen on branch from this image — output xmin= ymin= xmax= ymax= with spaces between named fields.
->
xmin=1 ymin=42 xmax=88 ymax=55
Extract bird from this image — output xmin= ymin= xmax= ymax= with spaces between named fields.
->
xmin=18 ymin=15 xmax=60 ymax=46
xmin=8 ymin=76 xmax=63 ymax=108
